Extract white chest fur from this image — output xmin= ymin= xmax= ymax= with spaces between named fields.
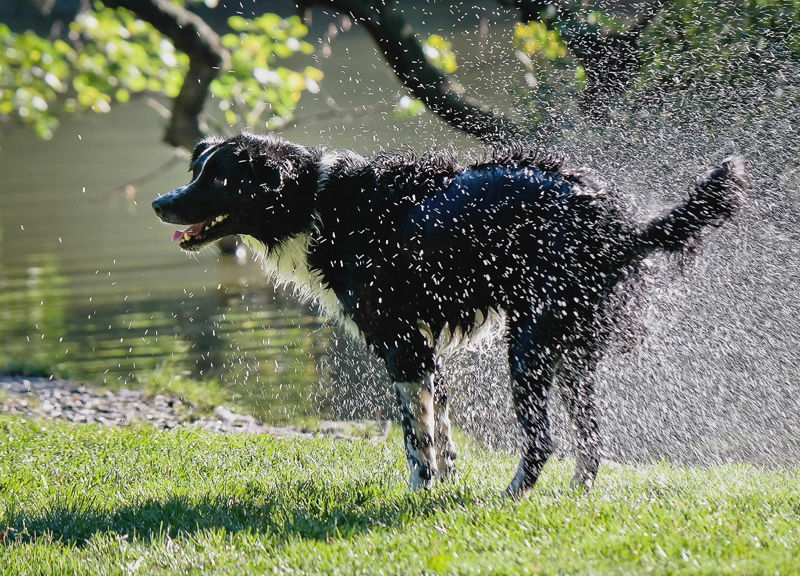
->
xmin=241 ymin=233 xmax=363 ymax=339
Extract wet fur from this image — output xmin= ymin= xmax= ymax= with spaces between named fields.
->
xmin=153 ymin=133 xmax=746 ymax=495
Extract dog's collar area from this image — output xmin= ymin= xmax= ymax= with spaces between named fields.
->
xmin=172 ymin=214 xmax=231 ymax=247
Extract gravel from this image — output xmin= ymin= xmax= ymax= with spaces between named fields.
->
xmin=0 ymin=376 xmax=391 ymax=441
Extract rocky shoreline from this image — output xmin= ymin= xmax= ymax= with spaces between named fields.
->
xmin=0 ymin=375 xmax=391 ymax=441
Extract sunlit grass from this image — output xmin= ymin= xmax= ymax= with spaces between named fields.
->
xmin=133 ymin=365 xmax=239 ymax=416
xmin=1 ymin=416 xmax=798 ymax=575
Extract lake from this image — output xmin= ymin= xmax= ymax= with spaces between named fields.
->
xmin=0 ymin=7 xmax=516 ymax=423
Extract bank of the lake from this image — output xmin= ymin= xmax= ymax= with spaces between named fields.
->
xmin=0 ymin=374 xmax=390 ymax=441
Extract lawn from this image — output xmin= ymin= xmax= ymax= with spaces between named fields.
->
xmin=0 ymin=416 xmax=798 ymax=575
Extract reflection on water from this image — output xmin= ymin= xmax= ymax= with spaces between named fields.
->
xmin=212 ymin=279 xmax=334 ymax=423
xmin=0 ymin=240 xmax=334 ymax=423
xmin=0 ymin=254 xmax=68 ymax=376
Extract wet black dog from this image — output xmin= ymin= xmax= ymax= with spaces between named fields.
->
xmin=153 ymin=133 xmax=746 ymax=495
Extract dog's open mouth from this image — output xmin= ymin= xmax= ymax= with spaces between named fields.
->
xmin=171 ymin=214 xmax=233 ymax=248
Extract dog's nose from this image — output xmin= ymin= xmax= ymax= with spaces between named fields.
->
xmin=152 ymin=196 xmax=168 ymax=219
xmin=152 ymin=191 xmax=178 ymax=221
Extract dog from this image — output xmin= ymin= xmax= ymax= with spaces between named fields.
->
xmin=153 ymin=133 xmax=746 ymax=496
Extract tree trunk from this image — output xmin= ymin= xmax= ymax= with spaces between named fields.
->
xmin=102 ymin=0 xmax=229 ymax=149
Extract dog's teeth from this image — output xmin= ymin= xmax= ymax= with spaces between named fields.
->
xmin=183 ymin=233 xmax=190 ymax=241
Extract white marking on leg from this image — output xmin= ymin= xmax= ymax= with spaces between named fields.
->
xmin=395 ymin=377 xmax=437 ymax=490
xmin=433 ymin=379 xmax=456 ymax=480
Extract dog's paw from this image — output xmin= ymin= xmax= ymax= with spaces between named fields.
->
xmin=718 ymin=155 xmax=750 ymax=194
xmin=694 ymin=156 xmax=747 ymax=220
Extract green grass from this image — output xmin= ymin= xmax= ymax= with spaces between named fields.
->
xmin=133 ymin=366 xmax=239 ymax=416
xmin=0 ymin=417 xmax=798 ymax=575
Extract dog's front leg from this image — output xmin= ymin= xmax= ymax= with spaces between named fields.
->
xmin=394 ymin=376 xmax=438 ymax=490
xmin=433 ymin=367 xmax=457 ymax=480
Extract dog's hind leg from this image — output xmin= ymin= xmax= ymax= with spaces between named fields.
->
xmin=505 ymin=312 xmax=563 ymax=498
xmin=433 ymin=364 xmax=457 ymax=481
xmin=559 ymin=345 xmax=602 ymax=492
xmin=394 ymin=376 xmax=438 ymax=490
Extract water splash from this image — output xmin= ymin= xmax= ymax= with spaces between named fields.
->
xmin=327 ymin=61 xmax=800 ymax=468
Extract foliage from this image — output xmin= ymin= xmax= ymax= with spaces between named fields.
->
xmin=393 ymin=94 xmax=426 ymax=119
xmin=508 ymin=0 xmax=800 ymax=124
xmin=0 ymin=25 xmax=73 ymax=139
xmin=212 ymin=13 xmax=321 ymax=131
xmin=1 ymin=417 xmax=799 ymax=574
xmin=0 ymin=6 xmax=185 ymax=139
xmin=0 ymin=3 xmax=322 ymax=140
xmin=633 ymin=0 xmax=800 ymax=97
xmin=512 ymin=20 xmax=585 ymax=125
xmin=513 ymin=21 xmax=569 ymax=62
xmin=422 ymin=34 xmax=457 ymax=75
xmin=394 ymin=34 xmax=458 ymax=120
xmin=514 ymin=19 xmax=586 ymax=88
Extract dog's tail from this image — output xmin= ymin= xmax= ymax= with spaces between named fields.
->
xmin=636 ymin=156 xmax=747 ymax=254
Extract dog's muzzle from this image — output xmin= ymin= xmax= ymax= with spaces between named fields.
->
xmin=152 ymin=188 xmax=186 ymax=224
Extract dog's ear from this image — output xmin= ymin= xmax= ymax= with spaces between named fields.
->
xmin=250 ymin=161 xmax=284 ymax=191
xmin=191 ymin=137 xmax=223 ymax=165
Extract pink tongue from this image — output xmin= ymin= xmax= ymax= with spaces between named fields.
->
xmin=171 ymin=222 xmax=206 ymax=243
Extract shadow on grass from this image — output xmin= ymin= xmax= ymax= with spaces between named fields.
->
xmin=5 ymin=478 xmax=488 ymax=546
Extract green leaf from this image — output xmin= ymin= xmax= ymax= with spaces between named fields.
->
xmin=394 ymin=95 xmax=426 ymax=119
xmin=424 ymin=34 xmax=458 ymax=74
xmin=1 ymin=6 xmax=320 ymax=141
xmin=228 ymin=16 xmax=249 ymax=32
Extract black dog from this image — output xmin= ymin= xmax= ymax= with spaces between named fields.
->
xmin=153 ymin=133 xmax=746 ymax=496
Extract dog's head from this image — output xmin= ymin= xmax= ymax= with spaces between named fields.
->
xmin=153 ymin=133 xmax=320 ymax=252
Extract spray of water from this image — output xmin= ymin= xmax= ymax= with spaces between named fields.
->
xmin=327 ymin=59 xmax=800 ymax=468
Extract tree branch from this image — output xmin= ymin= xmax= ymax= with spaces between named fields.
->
xmin=101 ymin=0 xmax=229 ymax=149
xmin=511 ymin=0 xmax=668 ymax=113
xmin=307 ymin=0 xmax=520 ymax=144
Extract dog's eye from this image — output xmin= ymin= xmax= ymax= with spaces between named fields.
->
xmin=213 ymin=177 xmax=226 ymax=187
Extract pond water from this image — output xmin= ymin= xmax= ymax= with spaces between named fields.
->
xmin=0 ymin=102 xmax=330 ymax=422
xmin=0 ymin=7 xmax=514 ymax=423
